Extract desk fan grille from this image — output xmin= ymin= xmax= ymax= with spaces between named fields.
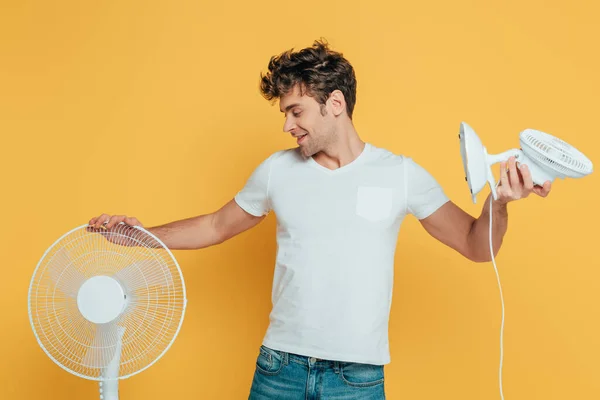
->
xmin=520 ymin=129 xmax=593 ymax=177
xmin=28 ymin=224 xmax=186 ymax=381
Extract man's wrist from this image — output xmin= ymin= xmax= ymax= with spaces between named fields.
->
xmin=491 ymin=197 xmax=508 ymax=214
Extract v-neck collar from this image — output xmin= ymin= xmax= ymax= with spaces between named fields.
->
xmin=307 ymin=143 xmax=371 ymax=175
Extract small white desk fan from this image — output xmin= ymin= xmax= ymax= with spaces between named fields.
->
xmin=456 ymin=121 xmax=592 ymax=400
xmin=458 ymin=121 xmax=593 ymax=203
xmin=28 ymin=223 xmax=187 ymax=399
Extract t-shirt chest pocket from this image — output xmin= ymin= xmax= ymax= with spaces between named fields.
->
xmin=355 ymin=186 xmax=394 ymax=222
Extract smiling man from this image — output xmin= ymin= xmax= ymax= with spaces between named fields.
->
xmin=90 ymin=39 xmax=551 ymax=399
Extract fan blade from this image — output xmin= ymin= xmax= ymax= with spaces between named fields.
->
xmin=47 ymin=248 xmax=86 ymax=297
xmin=81 ymin=323 xmax=124 ymax=372
xmin=114 ymin=260 xmax=171 ymax=292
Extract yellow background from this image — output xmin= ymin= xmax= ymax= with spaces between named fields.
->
xmin=1 ymin=0 xmax=599 ymax=399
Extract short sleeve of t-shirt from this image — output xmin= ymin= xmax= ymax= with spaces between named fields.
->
xmin=234 ymin=154 xmax=275 ymax=217
xmin=404 ymin=156 xmax=450 ymax=220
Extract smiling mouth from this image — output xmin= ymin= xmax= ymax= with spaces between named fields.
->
xmin=296 ymin=134 xmax=308 ymax=144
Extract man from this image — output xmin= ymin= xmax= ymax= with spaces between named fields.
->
xmin=89 ymin=39 xmax=551 ymax=399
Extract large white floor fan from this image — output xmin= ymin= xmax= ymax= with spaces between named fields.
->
xmin=28 ymin=223 xmax=187 ymax=399
xmin=457 ymin=121 xmax=593 ymax=400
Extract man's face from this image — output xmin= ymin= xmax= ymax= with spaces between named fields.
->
xmin=279 ymin=85 xmax=335 ymax=158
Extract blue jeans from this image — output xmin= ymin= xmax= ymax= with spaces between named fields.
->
xmin=249 ymin=345 xmax=386 ymax=399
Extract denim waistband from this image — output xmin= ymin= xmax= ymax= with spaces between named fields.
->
xmin=263 ymin=345 xmax=342 ymax=372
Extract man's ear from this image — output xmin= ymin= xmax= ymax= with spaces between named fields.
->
xmin=328 ymin=90 xmax=346 ymax=117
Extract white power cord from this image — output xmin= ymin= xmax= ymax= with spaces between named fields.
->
xmin=488 ymin=181 xmax=505 ymax=400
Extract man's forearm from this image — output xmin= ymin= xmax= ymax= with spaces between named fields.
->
xmin=467 ymin=193 xmax=508 ymax=262
xmin=147 ymin=214 xmax=221 ymax=250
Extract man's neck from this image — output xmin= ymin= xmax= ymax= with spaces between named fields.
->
xmin=313 ymin=125 xmax=365 ymax=170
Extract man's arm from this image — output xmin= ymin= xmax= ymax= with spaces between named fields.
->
xmin=417 ymin=157 xmax=551 ymax=263
xmin=147 ymin=199 xmax=265 ymax=249
xmin=419 ymin=196 xmax=507 ymax=263
xmin=89 ymin=199 xmax=265 ymax=250
xmin=468 ymin=194 xmax=508 ymax=261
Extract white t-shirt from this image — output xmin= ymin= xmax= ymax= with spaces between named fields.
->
xmin=234 ymin=143 xmax=449 ymax=365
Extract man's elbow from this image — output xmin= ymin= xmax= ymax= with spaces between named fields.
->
xmin=468 ymin=246 xmax=502 ymax=263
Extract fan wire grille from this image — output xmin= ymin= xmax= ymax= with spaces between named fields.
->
xmin=520 ymin=129 xmax=593 ymax=177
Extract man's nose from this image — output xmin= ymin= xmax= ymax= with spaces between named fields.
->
xmin=283 ymin=118 xmax=295 ymax=133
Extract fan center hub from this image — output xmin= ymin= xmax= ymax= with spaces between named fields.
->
xmin=77 ymin=276 xmax=126 ymax=324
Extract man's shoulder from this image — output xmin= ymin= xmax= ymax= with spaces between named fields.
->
xmin=366 ymin=143 xmax=408 ymax=167
xmin=264 ymin=147 xmax=303 ymax=165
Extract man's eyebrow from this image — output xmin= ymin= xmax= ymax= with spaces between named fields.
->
xmin=280 ymin=103 xmax=301 ymax=113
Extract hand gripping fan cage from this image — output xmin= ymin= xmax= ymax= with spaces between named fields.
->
xmin=28 ymin=223 xmax=187 ymax=399
xmin=458 ymin=121 xmax=593 ymax=203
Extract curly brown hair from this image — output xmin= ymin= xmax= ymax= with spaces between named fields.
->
xmin=259 ymin=39 xmax=357 ymax=119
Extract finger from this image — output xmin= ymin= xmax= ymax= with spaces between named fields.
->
xmin=520 ymin=164 xmax=534 ymax=192
xmin=93 ymin=214 xmax=110 ymax=229
xmin=106 ymin=215 xmax=126 ymax=229
xmin=499 ymin=161 xmax=511 ymax=196
xmin=508 ymin=156 xmax=520 ymax=189
xmin=124 ymin=217 xmax=142 ymax=227
xmin=533 ymin=181 xmax=550 ymax=197
xmin=533 ymin=181 xmax=551 ymax=197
